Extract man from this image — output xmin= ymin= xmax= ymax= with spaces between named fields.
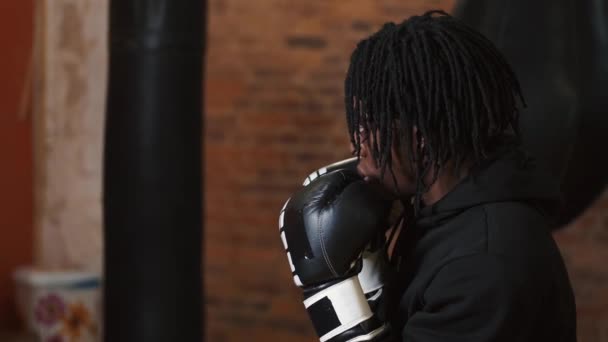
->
xmin=279 ymin=10 xmax=577 ymax=341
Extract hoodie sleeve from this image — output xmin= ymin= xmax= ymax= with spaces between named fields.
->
xmin=400 ymin=253 xmax=538 ymax=342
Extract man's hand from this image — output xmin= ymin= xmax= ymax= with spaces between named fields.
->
xmin=279 ymin=167 xmax=392 ymax=341
xmin=302 ymin=158 xmax=393 ymax=318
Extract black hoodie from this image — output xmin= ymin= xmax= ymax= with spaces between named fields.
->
xmin=384 ymin=149 xmax=577 ymax=341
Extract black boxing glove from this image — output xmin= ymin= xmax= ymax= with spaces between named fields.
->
xmin=301 ymin=157 xmax=359 ymax=186
xmin=301 ymin=158 xmax=391 ymax=317
xmin=279 ymin=169 xmax=392 ymax=342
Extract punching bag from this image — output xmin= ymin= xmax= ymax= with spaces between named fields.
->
xmin=559 ymin=0 xmax=608 ymax=226
xmin=103 ymin=1 xmax=206 ymax=341
xmin=453 ymin=0 xmax=608 ymax=227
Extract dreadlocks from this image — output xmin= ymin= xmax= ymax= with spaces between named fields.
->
xmin=345 ymin=10 xmax=525 ymax=213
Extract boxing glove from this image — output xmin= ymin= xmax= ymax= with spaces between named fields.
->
xmin=301 ymin=158 xmax=389 ymax=313
xmin=301 ymin=158 xmax=359 ymax=186
xmin=279 ymin=169 xmax=392 ymax=341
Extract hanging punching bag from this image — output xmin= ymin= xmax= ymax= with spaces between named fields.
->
xmin=559 ymin=0 xmax=608 ymax=226
xmin=453 ymin=0 xmax=608 ymax=227
xmin=103 ymin=1 xmax=206 ymax=341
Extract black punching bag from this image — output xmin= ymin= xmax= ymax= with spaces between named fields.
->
xmin=453 ymin=0 xmax=608 ymax=226
xmin=559 ymin=0 xmax=608 ymax=226
xmin=103 ymin=1 xmax=206 ymax=341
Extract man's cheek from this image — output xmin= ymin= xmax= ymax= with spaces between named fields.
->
xmin=366 ymin=166 xmax=383 ymax=180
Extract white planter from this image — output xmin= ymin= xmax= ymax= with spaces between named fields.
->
xmin=14 ymin=268 xmax=102 ymax=342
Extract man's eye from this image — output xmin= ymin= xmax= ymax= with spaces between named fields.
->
xmin=358 ymin=126 xmax=369 ymax=143
xmin=358 ymin=125 xmax=366 ymax=136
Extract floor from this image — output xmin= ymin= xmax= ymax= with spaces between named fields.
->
xmin=0 ymin=332 xmax=36 ymax=342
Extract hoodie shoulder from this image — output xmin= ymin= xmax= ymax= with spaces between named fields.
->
xmin=419 ymin=200 xmax=554 ymax=261
xmin=480 ymin=200 xmax=556 ymax=258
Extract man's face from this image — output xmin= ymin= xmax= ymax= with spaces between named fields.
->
xmin=351 ymin=126 xmax=417 ymax=198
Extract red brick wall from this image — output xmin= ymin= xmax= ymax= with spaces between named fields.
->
xmin=0 ymin=0 xmax=34 ymax=329
xmin=204 ymin=1 xmax=607 ymax=341
xmin=555 ymin=196 xmax=608 ymax=342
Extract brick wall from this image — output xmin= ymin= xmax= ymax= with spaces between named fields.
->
xmin=204 ymin=1 xmax=607 ymax=341
xmin=0 ymin=0 xmax=34 ymax=328
xmin=555 ymin=195 xmax=608 ymax=341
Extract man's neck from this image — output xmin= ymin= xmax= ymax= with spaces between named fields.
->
xmin=422 ymin=163 xmax=470 ymax=206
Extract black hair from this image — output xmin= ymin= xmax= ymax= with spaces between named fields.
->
xmin=345 ymin=10 xmax=525 ymax=213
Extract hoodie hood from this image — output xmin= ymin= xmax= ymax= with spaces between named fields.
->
xmin=416 ymin=149 xmax=562 ymax=228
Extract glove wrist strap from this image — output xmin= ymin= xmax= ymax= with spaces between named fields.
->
xmin=359 ymin=248 xmax=385 ymax=295
xmin=304 ymin=276 xmax=373 ymax=342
